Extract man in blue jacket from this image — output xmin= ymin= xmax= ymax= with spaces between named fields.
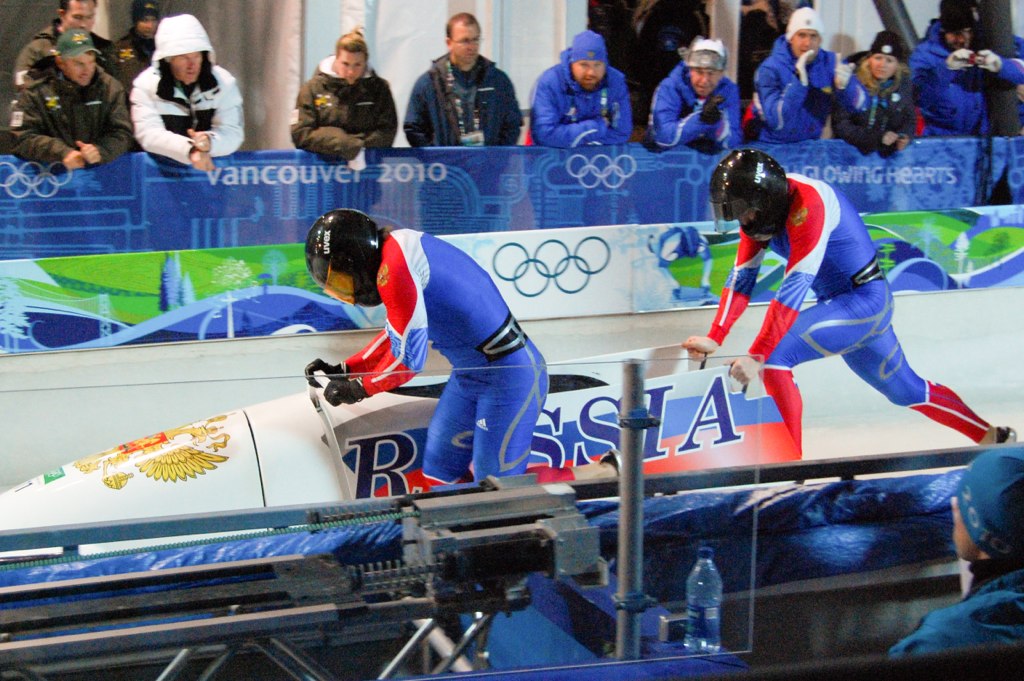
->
xmin=529 ymin=30 xmax=633 ymax=148
xmin=403 ymin=13 xmax=522 ymax=147
xmin=890 ymin=448 xmax=1024 ymax=655
xmin=910 ymin=0 xmax=1024 ymax=137
xmin=749 ymin=7 xmax=868 ymax=143
xmin=648 ymin=36 xmax=741 ymax=154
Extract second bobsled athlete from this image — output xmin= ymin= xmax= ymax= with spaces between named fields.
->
xmin=683 ymin=148 xmax=1015 ymax=453
xmin=303 ymin=209 xmax=548 ymax=485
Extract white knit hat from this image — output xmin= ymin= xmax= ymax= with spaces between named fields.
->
xmin=786 ymin=7 xmax=824 ymax=41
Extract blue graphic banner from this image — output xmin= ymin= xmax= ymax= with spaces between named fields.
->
xmin=0 ymin=137 xmax=1015 ymax=261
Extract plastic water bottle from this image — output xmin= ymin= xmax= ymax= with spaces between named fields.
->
xmin=684 ymin=546 xmax=722 ymax=653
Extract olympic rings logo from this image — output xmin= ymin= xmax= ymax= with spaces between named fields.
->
xmin=493 ymin=236 xmax=611 ymax=297
xmin=566 ymin=153 xmax=637 ymax=189
xmin=0 ymin=161 xmax=74 ymax=198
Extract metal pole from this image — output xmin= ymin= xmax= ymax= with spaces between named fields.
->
xmin=378 ymin=619 xmax=436 ymax=679
xmin=615 ymin=360 xmax=653 ymax=660
xmin=871 ymin=0 xmax=919 ymax=50
xmin=979 ymin=0 xmax=1019 ymax=137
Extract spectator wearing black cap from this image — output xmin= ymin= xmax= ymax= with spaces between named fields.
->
xmin=890 ymin=448 xmax=1024 ymax=655
xmin=529 ymin=29 xmax=633 ymax=147
xmin=647 ymin=36 xmax=741 ymax=154
xmin=833 ymin=31 xmax=915 ymax=157
xmin=14 ymin=0 xmax=116 ymax=91
xmin=112 ymin=0 xmax=160 ymax=97
xmin=910 ymin=0 xmax=1024 ymax=136
xmin=10 ymin=28 xmax=133 ymax=169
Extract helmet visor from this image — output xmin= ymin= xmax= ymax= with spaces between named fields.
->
xmin=323 ymin=265 xmax=356 ymax=304
xmin=710 ymin=196 xmax=751 ymax=234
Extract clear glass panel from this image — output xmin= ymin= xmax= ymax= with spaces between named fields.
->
xmin=0 ymin=342 xmax=775 ymax=673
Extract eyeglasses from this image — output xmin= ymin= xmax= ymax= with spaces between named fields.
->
xmin=453 ymin=37 xmax=482 ymax=46
xmin=945 ymin=28 xmax=973 ymax=38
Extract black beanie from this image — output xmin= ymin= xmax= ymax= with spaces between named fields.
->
xmin=132 ymin=0 xmax=160 ymax=24
xmin=869 ymin=30 xmax=905 ymax=61
xmin=939 ymin=0 xmax=976 ymax=33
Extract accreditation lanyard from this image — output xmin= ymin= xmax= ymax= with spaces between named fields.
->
xmin=569 ymin=88 xmax=608 ymax=123
xmin=446 ymin=61 xmax=481 ymax=135
xmin=867 ymin=80 xmax=893 ymax=128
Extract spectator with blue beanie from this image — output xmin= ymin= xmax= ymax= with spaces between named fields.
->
xmin=529 ymin=30 xmax=633 ymax=147
xmin=891 ymin=448 xmax=1024 ymax=655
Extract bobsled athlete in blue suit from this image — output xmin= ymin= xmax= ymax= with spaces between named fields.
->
xmin=303 ymin=209 xmax=548 ymax=485
xmin=683 ymin=148 xmax=1015 ymax=454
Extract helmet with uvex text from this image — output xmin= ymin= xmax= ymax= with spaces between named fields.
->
xmin=306 ymin=209 xmax=383 ymax=307
xmin=709 ymin=148 xmax=789 ymax=238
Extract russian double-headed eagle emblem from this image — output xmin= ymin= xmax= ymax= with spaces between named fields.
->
xmin=73 ymin=415 xmax=231 ymax=490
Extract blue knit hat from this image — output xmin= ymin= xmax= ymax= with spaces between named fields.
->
xmin=570 ymin=30 xmax=607 ymax=63
xmin=958 ymin=449 xmax=1024 ymax=560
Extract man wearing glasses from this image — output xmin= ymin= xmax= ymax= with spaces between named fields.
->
xmin=910 ymin=0 xmax=1024 ymax=136
xmin=404 ymin=12 xmax=522 ymax=147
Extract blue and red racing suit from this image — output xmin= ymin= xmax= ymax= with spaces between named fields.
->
xmin=706 ymin=174 xmax=991 ymax=452
xmin=343 ymin=229 xmax=548 ymax=483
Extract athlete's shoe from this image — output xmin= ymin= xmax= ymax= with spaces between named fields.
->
xmin=996 ymin=426 xmax=1018 ymax=444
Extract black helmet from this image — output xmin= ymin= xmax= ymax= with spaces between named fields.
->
xmin=709 ymin=148 xmax=790 ymax=238
xmin=305 ymin=209 xmax=384 ymax=307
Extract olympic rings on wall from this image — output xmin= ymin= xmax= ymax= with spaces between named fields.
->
xmin=0 ymin=161 xmax=73 ymax=199
xmin=565 ymin=153 xmax=637 ymax=189
xmin=492 ymin=236 xmax=611 ymax=297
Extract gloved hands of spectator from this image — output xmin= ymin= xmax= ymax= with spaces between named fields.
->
xmin=305 ymin=358 xmax=346 ymax=388
xmin=975 ymin=49 xmax=1003 ymax=73
xmin=324 ymin=378 xmax=367 ymax=406
xmin=795 ymin=49 xmax=815 ymax=87
xmin=834 ymin=55 xmax=853 ymax=90
xmin=699 ymin=95 xmax=725 ymax=125
xmin=946 ymin=48 xmax=975 ymax=70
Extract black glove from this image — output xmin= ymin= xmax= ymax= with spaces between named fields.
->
xmin=324 ymin=378 xmax=368 ymax=406
xmin=305 ymin=358 xmax=346 ymax=388
xmin=699 ymin=95 xmax=724 ymax=125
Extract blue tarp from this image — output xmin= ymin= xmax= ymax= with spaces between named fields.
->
xmin=0 ymin=470 xmax=961 ymax=597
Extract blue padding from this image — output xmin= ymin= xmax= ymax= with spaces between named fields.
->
xmin=0 ymin=521 xmax=402 ymax=588
xmin=2 ymin=470 xmax=960 ymax=604
xmin=582 ymin=470 xmax=961 ymax=601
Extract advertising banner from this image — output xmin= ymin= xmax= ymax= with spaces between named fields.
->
xmin=0 ymin=137 xmax=1014 ymax=261
xmin=1 ymin=205 xmax=1022 ymax=354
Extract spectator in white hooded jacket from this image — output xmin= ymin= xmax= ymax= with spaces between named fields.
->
xmin=130 ymin=14 xmax=243 ymax=171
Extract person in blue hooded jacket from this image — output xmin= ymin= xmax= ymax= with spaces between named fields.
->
xmin=890 ymin=448 xmax=1024 ymax=656
xmin=403 ymin=13 xmax=522 ymax=147
xmin=748 ymin=7 xmax=868 ymax=143
xmin=910 ymin=1 xmax=1024 ymax=137
xmin=647 ymin=36 xmax=741 ymax=154
xmin=529 ymin=30 xmax=633 ymax=148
